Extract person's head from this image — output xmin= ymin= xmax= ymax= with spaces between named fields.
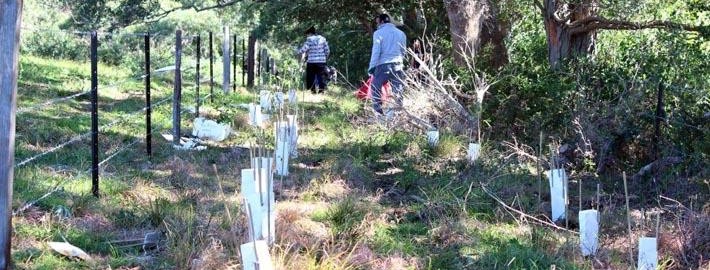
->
xmin=375 ymin=14 xmax=391 ymax=26
xmin=305 ymin=26 xmax=316 ymax=36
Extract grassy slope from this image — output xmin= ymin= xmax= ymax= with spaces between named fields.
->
xmin=13 ymin=55 xmax=602 ymax=269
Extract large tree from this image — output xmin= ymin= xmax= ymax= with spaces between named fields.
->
xmin=537 ymin=0 xmax=708 ymax=68
xmin=443 ymin=0 xmax=508 ymax=68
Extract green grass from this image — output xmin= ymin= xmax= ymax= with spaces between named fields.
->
xmin=371 ymin=222 xmax=427 ymax=256
xmin=12 ymin=53 xmax=249 ymax=269
xmin=12 ymin=54 xmax=601 ymax=269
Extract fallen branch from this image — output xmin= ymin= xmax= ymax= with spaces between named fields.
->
xmin=480 ymin=183 xmax=579 ymax=235
xmin=631 ymin=156 xmax=683 ymax=181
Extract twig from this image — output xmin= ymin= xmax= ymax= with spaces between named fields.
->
xmin=480 ymin=183 xmax=579 ymax=235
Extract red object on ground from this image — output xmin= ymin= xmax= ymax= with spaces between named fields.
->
xmin=355 ymin=75 xmax=390 ymax=101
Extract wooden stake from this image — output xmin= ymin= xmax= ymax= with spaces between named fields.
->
xmin=595 ymin=183 xmax=600 ymax=211
xmin=655 ymin=211 xmax=661 ymax=239
xmin=579 ymin=176 xmax=582 ymax=211
xmin=0 ymin=2 xmax=22 ymax=266
xmin=537 ymin=131 xmax=543 ymax=206
xmin=623 ymin=172 xmax=633 ymax=264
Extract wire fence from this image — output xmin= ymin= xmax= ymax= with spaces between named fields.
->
xmin=14 ymin=28 xmax=251 ymax=211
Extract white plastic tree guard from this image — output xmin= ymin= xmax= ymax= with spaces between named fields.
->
xmin=240 ymin=240 xmax=274 ymax=270
xmin=248 ymin=104 xmax=262 ymax=127
xmin=287 ymin=115 xmax=299 ymax=158
xmin=637 ymin=237 xmax=658 ymax=270
xmin=427 ymin=130 xmax=439 ymax=147
xmin=259 ymin=91 xmax=272 ymax=111
xmin=288 ymin=89 xmax=297 ymax=105
xmin=467 ymin=143 xmax=481 ymax=162
xmin=243 ymin=195 xmax=268 ymax=240
xmin=192 ymin=117 xmax=231 ymax=142
xmin=546 ymin=169 xmax=568 ymax=222
xmin=274 ymin=121 xmax=291 ymax=176
xmin=275 ymin=140 xmax=290 ymax=176
xmin=251 ymin=157 xmax=275 ymax=201
xmin=241 ymin=168 xmax=269 ymax=203
xmin=579 ymin=209 xmax=599 ymax=256
xmin=274 ymin=92 xmax=285 ymax=108
xmin=241 ymin=168 xmax=275 ymax=242
xmin=259 ymin=113 xmax=270 ymax=127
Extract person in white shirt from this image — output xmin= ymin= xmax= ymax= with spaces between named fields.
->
xmin=368 ymin=13 xmax=407 ymax=115
xmin=298 ymin=26 xmax=330 ymax=93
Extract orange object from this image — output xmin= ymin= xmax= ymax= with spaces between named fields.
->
xmin=355 ymin=75 xmax=390 ymax=101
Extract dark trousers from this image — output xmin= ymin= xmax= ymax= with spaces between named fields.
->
xmin=306 ymin=63 xmax=327 ymax=93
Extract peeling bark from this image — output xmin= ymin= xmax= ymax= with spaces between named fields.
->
xmin=542 ymin=0 xmax=597 ymax=68
xmin=443 ymin=0 xmax=508 ymax=68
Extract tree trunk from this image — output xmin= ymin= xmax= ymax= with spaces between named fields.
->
xmin=542 ymin=0 xmax=597 ymax=68
xmin=402 ymin=7 xmax=422 ymax=35
xmin=443 ymin=0 xmax=508 ymax=68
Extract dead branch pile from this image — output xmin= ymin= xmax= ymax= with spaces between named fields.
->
xmin=386 ymin=38 xmax=492 ymax=138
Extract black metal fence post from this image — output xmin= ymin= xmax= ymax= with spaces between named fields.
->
xmin=90 ymin=31 xmax=99 ymax=197
xmin=242 ymin=38 xmax=246 ymax=87
xmin=196 ymin=35 xmax=201 ymax=118
xmin=265 ymin=53 xmax=270 ymax=84
xmin=232 ymin=34 xmax=237 ymax=92
xmin=209 ymin=31 xmax=214 ymax=103
xmin=144 ymin=34 xmax=152 ymax=157
xmin=173 ymin=30 xmax=182 ymax=146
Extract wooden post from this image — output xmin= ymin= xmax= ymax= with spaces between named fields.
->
xmin=265 ymin=53 xmax=270 ymax=84
xmin=173 ymin=30 xmax=182 ymax=145
xmin=232 ymin=34 xmax=237 ymax=92
xmin=247 ymin=34 xmax=255 ymax=87
xmin=144 ymin=34 xmax=152 ymax=156
xmin=195 ymin=35 xmax=201 ymax=118
xmin=209 ymin=31 xmax=214 ymax=103
xmin=0 ymin=1 xmax=23 ymax=267
xmin=255 ymin=46 xmax=263 ymax=84
xmin=242 ymin=38 xmax=246 ymax=87
xmin=90 ymin=31 xmax=100 ymax=198
xmin=653 ymin=82 xmax=664 ymax=185
xmin=222 ymin=26 xmax=230 ymax=93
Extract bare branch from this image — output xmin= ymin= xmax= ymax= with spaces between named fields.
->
xmin=480 ymin=184 xmax=579 ymax=235
xmin=145 ymin=0 xmax=248 ymax=22
xmin=630 ymin=156 xmax=683 ymax=182
xmin=533 ymin=0 xmax=545 ymax=14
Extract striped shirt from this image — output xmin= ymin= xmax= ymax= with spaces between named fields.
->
xmin=298 ymin=35 xmax=329 ymax=63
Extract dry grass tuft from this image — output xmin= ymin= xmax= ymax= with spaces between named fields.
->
xmin=190 ymin=238 xmax=237 ymax=270
xmin=660 ymin=208 xmax=710 ymax=269
xmin=162 ymin=156 xmax=198 ymax=189
xmin=370 ymin=254 xmax=420 ymax=270
xmin=275 ymin=202 xmax=330 ymax=251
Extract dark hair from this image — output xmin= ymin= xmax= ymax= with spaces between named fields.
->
xmin=305 ymin=26 xmax=316 ymax=35
xmin=377 ymin=14 xmax=391 ymax=24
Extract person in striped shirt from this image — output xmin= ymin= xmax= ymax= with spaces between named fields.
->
xmin=298 ymin=26 xmax=330 ymax=93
